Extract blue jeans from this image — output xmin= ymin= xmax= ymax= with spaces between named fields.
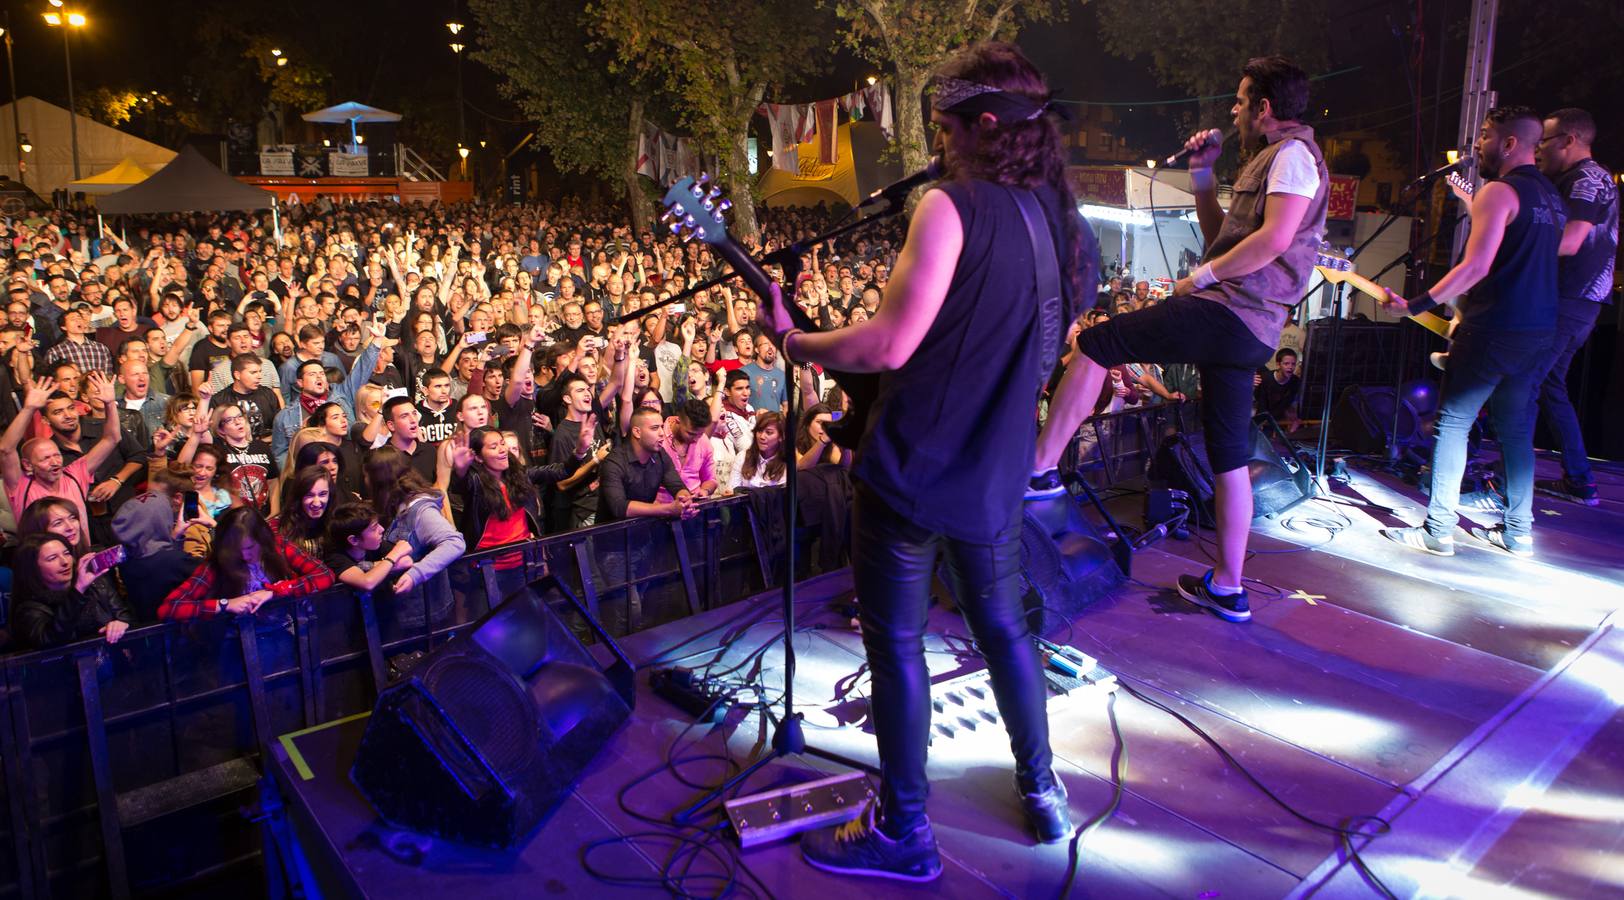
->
xmin=1532 ymin=298 xmax=1602 ymax=484
xmin=1426 ymin=327 xmax=1552 ymax=540
xmin=852 ymin=483 xmax=1055 ymax=833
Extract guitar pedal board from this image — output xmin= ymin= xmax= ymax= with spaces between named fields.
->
xmin=725 ymin=771 xmax=876 ymax=847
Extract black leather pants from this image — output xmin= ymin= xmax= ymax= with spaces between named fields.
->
xmin=852 ymin=483 xmax=1056 ymax=833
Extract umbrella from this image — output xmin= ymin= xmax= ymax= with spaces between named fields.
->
xmin=301 ymin=101 xmax=402 ymax=146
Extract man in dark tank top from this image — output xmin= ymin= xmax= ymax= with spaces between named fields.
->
xmin=760 ymin=42 xmax=1095 ymax=882
xmin=1381 ymin=106 xmax=1563 ymax=559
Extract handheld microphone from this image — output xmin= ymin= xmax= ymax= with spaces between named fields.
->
xmin=1408 ymin=158 xmax=1468 ymax=187
xmin=1165 ymin=129 xmax=1226 ymax=167
xmin=857 ymin=155 xmax=946 ymax=209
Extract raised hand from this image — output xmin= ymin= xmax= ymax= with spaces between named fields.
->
xmin=87 ymin=371 xmax=116 ymax=405
xmin=23 ymin=377 xmax=57 ymax=409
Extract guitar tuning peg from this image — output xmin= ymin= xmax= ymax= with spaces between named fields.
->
xmin=705 ymin=187 xmax=722 ymax=202
xmin=697 ymin=171 xmax=710 ymax=185
xmin=683 ymin=214 xmax=697 ymax=228
xmin=690 ymin=184 xmax=704 ymax=200
xmin=717 ymin=199 xmax=732 ymax=213
xmin=701 ymin=199 xmax=715 ymax=212
xmin=712 ymin=211 xmax=724 ymax=225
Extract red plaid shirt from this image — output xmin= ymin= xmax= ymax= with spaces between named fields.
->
xmin=158 ymin=536 xmax=334 ymax=621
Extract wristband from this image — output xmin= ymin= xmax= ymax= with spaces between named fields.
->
xmin=1191 ymin=263 xmax=1219 ymax=290
xmin=1406 ymin=290 xmax=1439 ymax=316
xmin=781 ymin=328 xmax=804 ymax=361
xmin=1190 ymin=168 xmax=1216 ymax=192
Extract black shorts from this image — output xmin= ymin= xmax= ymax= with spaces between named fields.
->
xmin=1073 ymin=296 xmax=1274 ymax=473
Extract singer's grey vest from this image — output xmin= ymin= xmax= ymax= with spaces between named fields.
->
xmin=1198 ymin=122 xmax=1329 ymax=349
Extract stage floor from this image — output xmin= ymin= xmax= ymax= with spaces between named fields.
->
xmin=273 ymin=451 xmax=1624 ymax=899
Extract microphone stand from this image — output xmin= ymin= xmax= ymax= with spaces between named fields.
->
xmin=1302 ymin=172 xmax=1438 ymax=486
xmin=650 ymin=198 xmax=911 ymax=825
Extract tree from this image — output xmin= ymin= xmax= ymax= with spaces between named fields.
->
xmin=832 ymin=0 xmax=1064 ymax=188
xmin=1093 ymin=0 xmax=1332 ymax=122
xmin=591 ymin=0 xmax=830 ymax=240
xmin=469 ymin=0 xmax=666 ymax=231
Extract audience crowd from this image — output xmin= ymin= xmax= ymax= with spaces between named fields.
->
xmin=0 ymin=195 xmax=1298 ymax=652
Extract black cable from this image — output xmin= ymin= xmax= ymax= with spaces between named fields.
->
xmin=1057 ymin=691 xmax=1126 ymax=899
xmin=1118 ymin=682 xmax=1397 ymax=899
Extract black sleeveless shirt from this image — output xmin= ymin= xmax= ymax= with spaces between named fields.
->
xmin=853 ymin=179 xmax=1087 ymax=543
xmin=1459 ymin=165 xmax=1564 ymax=332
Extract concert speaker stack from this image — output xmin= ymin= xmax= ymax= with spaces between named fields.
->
xmin=1328 ymin=386 xmax=1428 ymax=455
xmin=349 ymin=576 xmax=635 ymax=849
xmin=1012 ymin=491 xmax=1127 ymax=634
xmin=1247 ymin=414 xmax=1316 ymax=519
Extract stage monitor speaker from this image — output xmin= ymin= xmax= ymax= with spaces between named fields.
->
xmin=1248 ymin=415 xmax=1315 ymax=519
xmin=1013 ymin=492 xmax=1127 ymax=634
xmin=1329 ymin=386 xmax=1426 ymax=455
xmin=350 ymin=575 xmax=635 ymax=849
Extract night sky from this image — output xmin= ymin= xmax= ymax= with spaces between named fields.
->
xmin=6 ymin=0 xmax=1616 ymax=176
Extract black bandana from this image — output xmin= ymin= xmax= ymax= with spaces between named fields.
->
xmin=927 ymin=75 xmax=1068 ymax=122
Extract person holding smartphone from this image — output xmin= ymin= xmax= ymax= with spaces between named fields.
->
xmin=11 ymin=531 xmax=133 ymax=649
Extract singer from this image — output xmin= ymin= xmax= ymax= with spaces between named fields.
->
xmin=759 ymin=42 xmax=1097 ymax=881
xmin=1031 ymin=56 xmax=1329 ymax=623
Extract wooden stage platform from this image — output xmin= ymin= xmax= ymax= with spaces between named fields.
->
xmin=271 ymin=450 xmax=1624 ymax=898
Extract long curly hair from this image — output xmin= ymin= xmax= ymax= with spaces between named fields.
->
xmin=467 ymin=427 xmax=536 ymax=520
xmin=933 ymin=41 xmax=1091 ymax=308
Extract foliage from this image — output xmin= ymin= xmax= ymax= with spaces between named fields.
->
xmin=1093 ymin=0 xmax=1331 ymax=101
xmin=830 ymin=0 xmax=1065 ymax=179
xmin=590 ymin=0 xmax=832 ymax=238
xmin=469 ymin=0 xmax=649 ymax=185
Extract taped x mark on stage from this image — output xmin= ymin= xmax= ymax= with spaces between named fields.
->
xmin=1286 ymin=589 xmax=1326 ymax=606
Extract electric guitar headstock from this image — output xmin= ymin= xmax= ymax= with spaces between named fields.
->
xmin=1314 ymin=243 xmax=1353 ymax=273
xmin=660 ymin=174 xmax=777 ymax=305
xmin=1446 ymin=169 xmax=1475 ymax=203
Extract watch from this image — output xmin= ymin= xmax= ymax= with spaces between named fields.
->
xmin=217 ymin=597 xmax=229 ymax=611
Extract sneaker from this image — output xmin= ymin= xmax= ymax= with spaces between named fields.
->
xmin=1176 ymin=570 xmax=1251 ymax=622
xmin=1017 ymin=772 xmax=1074 ymax=844
xmin=1381 ymin=526 xmax=1456 ymax=557
xmin=1430 ymin=351 xmax=1448 ymax=371
xmin=1026 ymin=467 xmax=1066 ymax=499
xmin=1470 ymin=524 xmax=1533 ymax=558
xmin=800 ymin=804 xmax=942 ymax=882
xmin=1535 ymin=477 xmax=1600 ymax=507
xmin=1459 ymin=489 xmax=1507 ymax=513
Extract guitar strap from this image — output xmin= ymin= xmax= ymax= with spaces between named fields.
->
xmin=1003 ymin=186 xmax=1065 ymax=387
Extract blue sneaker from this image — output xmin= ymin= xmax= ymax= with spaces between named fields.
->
xmin=800 ymin=804 xmax=942 ymax=883
xmin=1176 ymin=570 xmax=1251 ymax=622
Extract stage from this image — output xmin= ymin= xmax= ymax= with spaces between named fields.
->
xmin=270 ymin=451 xmax=1624 ymax=898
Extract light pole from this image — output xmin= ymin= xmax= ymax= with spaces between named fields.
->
xmin=448 ymin=19 xmax=466 ymax=180
xmin=2 ymin=15 xmax=22 ymax=185
xmin=43 ymin=2 xmax=87 ymax=181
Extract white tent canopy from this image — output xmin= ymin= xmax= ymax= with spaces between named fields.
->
xmin=301 ymin=101 xmax=402 ymax=145
xmin=0 ymin=97 xmax=175 ymax=196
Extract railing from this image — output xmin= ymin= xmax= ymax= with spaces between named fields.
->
xmin=398 ymin=146 xmax=445 ymax=184
xmin=1065 ymin=399 xmax=1200 ymax=489
xmin=0 ymin=488 xmax=830 ymax=898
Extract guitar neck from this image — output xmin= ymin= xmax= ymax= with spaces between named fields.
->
xmin=707 ymin=237 xmax=818 ymax=333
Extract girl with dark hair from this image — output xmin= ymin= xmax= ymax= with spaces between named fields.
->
xmin=363 ymin=446 xmax=465 ymax=598
xmin=271 ymin=465 xmax=333 ymax=558
xmin=292 ymin=439 xmax=357 ymax=503
xmin=448 ymin=427 xmax=569 ymax=558
xmin=731 ymin=411 xmax=786 ymax=489
xmin=306 ymin=401 xmax=365 ymax=496
xmin=12 ymin=532 xmax=132 ymax=648
xmin=19 ymin=496 xmax=92 ymax=556
xmin=795 ymin=403 xmax=849 ymax=470
xmin=759 ymin=41 xmax=1089 ymax=878
xmin=157 ymin=506 xmax=333 ymax=620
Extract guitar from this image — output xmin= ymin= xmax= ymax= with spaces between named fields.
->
xmin=1313 ymin=247 xmax=1453 ymax=341
xmin=660 ymin=175 xmax=876 ymax=449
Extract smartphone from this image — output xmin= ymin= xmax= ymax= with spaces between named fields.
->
xmin=465 ymin=331 xmax=488 ymax=344
xmin=182 ymin=490 xmax=201 ymax=522
xmin=489 ymin=345 xmax=514 ymax=359
xmin=830 ymin=411 xmax=844 ymax=421
xmin=88 ymin=545 xmax=126 ymax=575
xmin=671 ymin=303 xmax=686 ymax=314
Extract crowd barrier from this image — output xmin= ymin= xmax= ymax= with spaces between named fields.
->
xmin=1066 ymin=399 xmax=1200 ymax=489
xmin=0 ymin=488 xmax=830 ymax=898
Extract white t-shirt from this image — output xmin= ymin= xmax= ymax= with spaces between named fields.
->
xmin=1266 ymin=141 xmax=1322 ymax=199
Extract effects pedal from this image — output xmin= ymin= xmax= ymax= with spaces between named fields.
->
xmin=725 ymin=771 xmax=875 ymax=847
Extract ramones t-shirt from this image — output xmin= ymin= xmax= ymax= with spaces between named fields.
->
xmin=222 ymin=437 xmax=276 ymax=511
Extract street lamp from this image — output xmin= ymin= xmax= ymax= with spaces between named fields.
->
xmin=19 ymin=133 xmax=29 ymax=153
xmin=2 ymin=16 xmax=22 ymax=186
xmin=42 ymin=4 xmax=87 ymax=180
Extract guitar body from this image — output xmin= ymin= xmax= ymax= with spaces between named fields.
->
xmin=662 ymin=177 xmax=878 ymax=449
